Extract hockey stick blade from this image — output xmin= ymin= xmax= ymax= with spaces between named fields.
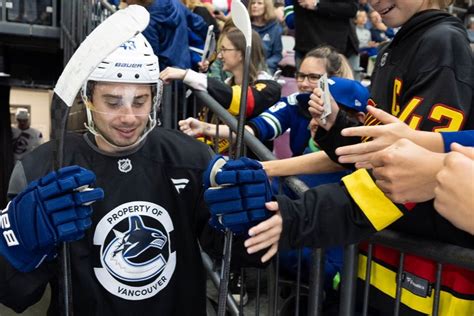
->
xmin=231 ymin=0 xmax=252 ymax=49
xmin=53 ymin=4 xmax=150 ymax=108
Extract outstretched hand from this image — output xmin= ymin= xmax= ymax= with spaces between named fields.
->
xmin=336 ymin=106 xmax=415 ymax=168
xmin=179 ymin=117 xmax=206 ymax=137
xmin=369 ymin=139 xmax=443 ymax=203
xmin=198 ymin=60 xmax=210 ymax=73
xmin=245 ymin=201 xmax=282 ymax=263
xmin=159 ymin=67 xmax=187 ymax=84
xmin=434 ymin=143 xmax=474 ymax=234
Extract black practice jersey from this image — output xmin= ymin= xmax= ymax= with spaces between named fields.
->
xmin=2 ymin=128 xmax=261 ymax=315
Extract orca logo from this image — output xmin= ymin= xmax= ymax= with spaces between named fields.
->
xmin=94 ymin=202 xmax=176 ymax=300
xmin=103 ymin=216 xmax=168 ymax=282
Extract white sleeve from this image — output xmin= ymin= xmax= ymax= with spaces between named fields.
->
xmin=183 ymin=69 xmax=208 ymax=91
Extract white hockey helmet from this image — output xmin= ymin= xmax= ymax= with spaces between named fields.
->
xmin=15 ymin=108 xmax=30 ymax=120
xmin=81 ymin=33 xmax=162 ymax=150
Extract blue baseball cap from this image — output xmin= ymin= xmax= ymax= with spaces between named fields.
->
xmin=296 ymin=77 xmax=370 ymax=116
xmin=328 ymin=77 xmax=370 ymax=113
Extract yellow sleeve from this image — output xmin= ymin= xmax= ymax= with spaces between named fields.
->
xmin=342 ymin=169 xmax=403 ymax=231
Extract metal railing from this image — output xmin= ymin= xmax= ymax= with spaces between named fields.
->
xmin=60 ymin=0 xmax=116 ymax=65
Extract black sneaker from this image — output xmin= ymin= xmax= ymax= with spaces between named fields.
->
xmin=229 ymin=272 xmax=248 ymax=306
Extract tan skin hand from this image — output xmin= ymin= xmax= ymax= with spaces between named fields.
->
xmin=434 ymin=143 xmax=474 ymax=235
xmin=178 ymin=117 xmax=206 ymax=137
xmin=245 ymin=201 xmax=282 ymax=263
xmin=308 ymin=86 xmax=339 ymax=131
xmin=336 ymin=106 xmax=416 ymax=168
xmin=369 ymin=139 xmax=444 ymax=203
xmin=198 ymin=60 xmax=209 ymax=73
xmin=297 ymin=0 xmax=317 ymax=10
xmin=159 ymin=67 xmax=187 ymax=84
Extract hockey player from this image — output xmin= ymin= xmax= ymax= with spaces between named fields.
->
xmin=11 ymin=108 xmax=43 ymax=161
xmin=0 ymin=34 xmax=266 ymax=315
xmin=204 ymin=0 xmax=474 ymax=314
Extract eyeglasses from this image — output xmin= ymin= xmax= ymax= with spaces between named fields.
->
xmin=295 ymin=72 xmax=324 ymax=83
xmin=217 ymin=47 xmax=238 ymax=54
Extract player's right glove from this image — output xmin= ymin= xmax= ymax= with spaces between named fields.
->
xmin=0 ymin=165 xmax=104 ymax=272
xmin=203 ymin=155 xmax=272 ymax=235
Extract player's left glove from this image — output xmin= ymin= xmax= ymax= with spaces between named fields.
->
xmin=203 ymin=155 xmax=272 ymax=234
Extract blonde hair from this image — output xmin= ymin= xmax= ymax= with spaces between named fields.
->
xmin=304 ymin=45 xmax=354 ymax=80
xmin=248 ymin=0 xmax=277 ymax=24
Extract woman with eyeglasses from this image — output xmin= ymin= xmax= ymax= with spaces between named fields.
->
xmin=160 ymin=28 xmax=280 ymax=153
xmin=179 ymin=45 xmax=361 ymax=157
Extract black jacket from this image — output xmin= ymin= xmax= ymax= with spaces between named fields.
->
xmin=293 ymin=0 xmax=359 ymax=57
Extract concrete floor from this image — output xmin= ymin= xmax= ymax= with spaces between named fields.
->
xmin=0 ymin=286 xmax=50 ymax=316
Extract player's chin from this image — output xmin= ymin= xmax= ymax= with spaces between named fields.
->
xmin=110 ymin=132 xmax=141 ymax=147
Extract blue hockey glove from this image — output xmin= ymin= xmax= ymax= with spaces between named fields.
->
xmin=0 ymin=165 xmax=104 ymax=272
xmin=203 ymin=155 xmax=272 ymax=234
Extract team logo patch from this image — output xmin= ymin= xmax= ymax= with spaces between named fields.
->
xmin=171 ymin=178 xmax=189 ymax=193
xmin=255 ymin=83 xmax=267 ymax=91
xmin=118 ymin=159 xmax=132 ymax=173
xmin=93 ymin=202 xmax=176 ymax=300
xmin=380 ymin=52 xmax=388 ymax=67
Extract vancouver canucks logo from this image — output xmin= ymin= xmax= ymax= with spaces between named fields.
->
xmin=103 ymin=216 xmax=168 ymax=282
xmin=94 ymin=202 xmax=176 ymax=300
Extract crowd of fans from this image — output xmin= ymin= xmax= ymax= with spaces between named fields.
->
xmin=73 ymin=0 xmax=474 ymax=312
